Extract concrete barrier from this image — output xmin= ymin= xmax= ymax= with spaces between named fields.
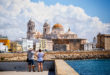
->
xmin=55 ymin=60 xmax=79 ymax=75
xmin=0 ymin=60 xmax=54 ymax=71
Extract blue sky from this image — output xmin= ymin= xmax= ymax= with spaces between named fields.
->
xmin=0 ymin=0 xmax=110 ymax=41
xmin=31 ymin=0 xmax=110 ymax=23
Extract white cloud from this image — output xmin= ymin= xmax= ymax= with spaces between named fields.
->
xmin=0 ymin=0 xmax=110 ymax=41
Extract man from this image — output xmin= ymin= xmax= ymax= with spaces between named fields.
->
xmin=36 ymin=49 xmax=45 ymax=72
xmin=27 ymin=48 xmax=35 ymax=72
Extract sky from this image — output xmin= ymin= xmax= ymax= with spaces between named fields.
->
xmin=0 ymin=0 xmax=110 ymax=42
xmin=32 ymin=0 xmax=110 ymax=23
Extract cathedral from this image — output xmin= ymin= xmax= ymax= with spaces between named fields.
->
xmin=27 ymin=19 xmax=87 ymax=51
xmin=27 ymin=19 xmax=78 ymax=40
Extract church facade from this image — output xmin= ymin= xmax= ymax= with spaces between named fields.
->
xmin=27 ymin=19 xmax=87 ymax=51
xmin=27 ymin=19 xmax=43 ymax=39
xmin=27 ymin=19 xmax=78 ymax=40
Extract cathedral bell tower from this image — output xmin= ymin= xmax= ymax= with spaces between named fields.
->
xmin=43 ymin=22 xmax=50 ymax=38
xmin=27 ymin=19 xmax=35 ymax=39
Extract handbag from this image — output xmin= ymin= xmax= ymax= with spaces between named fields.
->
xmin=27 ymin=58 xmax=29 ymax=62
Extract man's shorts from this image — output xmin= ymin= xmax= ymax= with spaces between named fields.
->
xmin=28 ymin=59 xmax=34 ymax=65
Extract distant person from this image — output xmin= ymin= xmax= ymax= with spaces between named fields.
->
xmin=36 ymin=49 xmax=45 ymax=72
xmin=27 ymin=48 xmax=35 ymax=72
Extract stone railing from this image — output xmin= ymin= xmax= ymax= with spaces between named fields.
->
xmin=0 ymin=60 xmax=54 ymax=71
xmin=55 ymin=60 xmax=79 ymax=75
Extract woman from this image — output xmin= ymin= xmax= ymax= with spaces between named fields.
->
xmin=36 ymin=49 xmax=45 ymax=72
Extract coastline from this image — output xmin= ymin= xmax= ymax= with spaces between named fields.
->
xmin=0 ymin=50 xmax=110 ymax=61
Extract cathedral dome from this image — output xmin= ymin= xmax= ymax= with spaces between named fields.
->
xmin=52 ymin=23 xmax=64 ymax=34
xmin=52 ymin=24 xmax=63 ymax=29
xmin=36 ymin=32 xmax=41 ymax=35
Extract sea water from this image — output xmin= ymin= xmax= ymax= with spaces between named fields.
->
xmin=66 ymin=59 xmax=110 ymax=75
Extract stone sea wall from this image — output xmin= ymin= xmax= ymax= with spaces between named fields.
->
xmin=46 ymin=51 xmax=110 ymax=60
xmin=0 ymin=51 xmax=110 ymax=61
xmin=55 ymin=60 xmax=79 ymax=75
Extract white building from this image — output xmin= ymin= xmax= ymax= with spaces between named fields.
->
xmin=34 ymin=39 xmax=46 ymax=51
xmin=46 ymin=40 xmax=53 ymax=51
xmin=0 ymin=43 xmax=8 ymax=52
xmin=93 ymin=37 xmax=97 ymax=49
xmin=34 ymin=39 xmax=40 ymax=51
xmin=34 ymin=39 xmax=53 ymax=51
xmin=22 ymin=38 xmax=33 ymax=52
xmin=84 ymin=43 xmax=93 ymax=51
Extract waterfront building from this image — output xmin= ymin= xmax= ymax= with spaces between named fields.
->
xmin=34 ymin=39 xmax=53 ymax=51
xmin=84 ymin=43 xmax=93 ymax=51
xmin=93 ymin=37 xmax=97 ymax=49
xmin=46 ymin=40 xmax=53 ymax=51
xmin=0 ymin=36 xmax=10 ymax=50
xmin=52 ymin=39 xmax=87 ymax=51
xmin=97 ymin=33 xmax=110 ymax=50
xmin=35 ymin=39 xmax=46 ymax=51
xmin=34 ymin=39 xmax=40 ymax=51
xmin=39 ymin=39 xmax=46 ymax=50
xmin=0 ymin=43 xmax=8 ymax=52
xmin=10 ymin=39 xmax=34 ymax=52
xmin=10 ymin=41 xmax=22 ymax=52
xmin=22 ymin=38 xmax=33 ymax=52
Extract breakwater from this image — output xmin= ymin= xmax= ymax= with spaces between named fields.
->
xmin=47 ymin=51 xmax=110 ymax=60
xmin=55 ymin=60 xmax=79 ymax=75
xmin=0 ymin=51 xmax=110 ymax=61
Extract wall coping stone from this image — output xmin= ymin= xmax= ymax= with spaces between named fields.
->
xmin=55 ymin=60 xmax=79 ymax=75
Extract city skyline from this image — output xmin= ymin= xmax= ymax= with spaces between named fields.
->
xmin=0 ymin=0 xmax=110 ymax=42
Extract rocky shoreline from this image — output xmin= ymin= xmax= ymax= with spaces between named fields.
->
xmin=0 ymin=51 xmax=110 ymax=61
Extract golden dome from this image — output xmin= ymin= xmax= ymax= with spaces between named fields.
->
xmin=52 ymin=24 xmax=63 ymax=29
xmin=35 ymin=32 xmax=42 ymax=35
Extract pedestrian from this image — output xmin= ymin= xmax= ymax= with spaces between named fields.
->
xmin=27 ymin=48 xmax=35 ymax=72
xmin=36 ymin=49 xmax=45 ymax=72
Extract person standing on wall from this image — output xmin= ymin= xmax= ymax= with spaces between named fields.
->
xmin=27 ymin=48 xmax=35 ymax=72
xmin=36 ymin=49 xmax=45 ymax=72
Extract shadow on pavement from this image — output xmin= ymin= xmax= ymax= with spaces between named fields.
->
xmin=48 ymin=70 xmax=55 ymax=75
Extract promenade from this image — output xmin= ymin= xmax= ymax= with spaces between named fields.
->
xmin=0 ymin=71 xmax=54 ymax=75
xmin=0 ymin=60 xmax=79 ymax=75
xmin=0 ymin=61 xmax=55 ymax=75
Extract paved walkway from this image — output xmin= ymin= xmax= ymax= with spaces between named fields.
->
xmin=0 ymin=71 xmax=52 ymax=75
